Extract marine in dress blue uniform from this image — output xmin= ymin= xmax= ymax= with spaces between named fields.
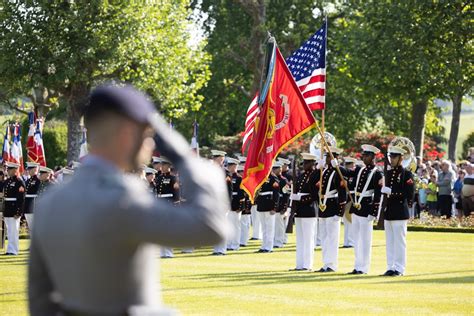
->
xmin=381 ymin=145 xmax=415 ymax=276
xmin=3 ymin=162 xmax=25 ymax=255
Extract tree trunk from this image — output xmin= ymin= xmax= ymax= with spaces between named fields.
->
xmin=248 ymin=1 xmax=267 ymax=96
xmin=448 ymin=93 xmax=462 ymax=161
xmin=410 ymin=100 xmax=428 ymax=157
xmin=66 ymin=84 xmax=89 ymax=163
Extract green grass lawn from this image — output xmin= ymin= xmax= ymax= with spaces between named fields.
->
xmin=1 ymin=230 xmax=473 ymax=315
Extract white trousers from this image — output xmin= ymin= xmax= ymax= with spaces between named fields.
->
xmin=213 ymin=210 xmax=229 ymax=254
xmin=318 ymin=216 xmax=341 ymax=271
xmin=258 ymin=211 xmax=275 ymax=251
xmin=5 ymin=217 xmax=20 ymax=255
xmin=25 ymin=213 xmax=34 ymax=231
xmin=385 ymin=220 xmax=408 ymax=274
xmin=352 ymin=214 xmax=374 ymax=273
xmin=227 ymin=211 xmax=242 ymax=250
xmin=240 ymin=214 xmax=251 ymax=245
xmin=251 ymin=205 xmax=262 ymax=239
xmin=274 ymin=213 xmax=287 ymax=247
xmin=315 ymin=218 xmax=321 ymax=247
xmin=160 ymin=247 xmax=174 ymax=258
xmin=295 ymin=217 xmax=316 ymax=270
xmin=342 ymin=215 xmax=354 ymax=247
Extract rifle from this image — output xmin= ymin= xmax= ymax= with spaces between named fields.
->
xmin=285 ymin=157 xmax=297 ymax=233
xmin=376 ymin=151 xmax=389 ymax=229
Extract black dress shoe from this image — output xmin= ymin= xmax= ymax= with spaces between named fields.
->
xmin=289 ymin=268 xmax=304 ymax=271
xmin=212 ymin=252 xmax=226 ymax=256
xmin=239 ymin=244 xmax=247 ymax=247
xmin=256 ymin=249 xmax=265 ymax=253
xmin=356 ymin=270 xmax=366 ymax=275
xmin=381 ymin=270 xmax=395 ymax=276
xmin=250 ymin=237 xmax=260 ymax=240
xmin=324 ymin=268 xmax=335 ymax=273
xmin=391 ymin=271 xmax=403 ymax=276
xmin=347 ymin=269 xmax=358 ymax=275
xmin=315 ymin=267 xmax=326 ymax=273
xmin=342 ymin=245 xmax=353 ymax=248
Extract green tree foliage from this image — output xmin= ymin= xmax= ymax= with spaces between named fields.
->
xmin=193 ymin=1 xmax=471 ymax=155
xmin=0 ymin=1 xmax=210 ymax=161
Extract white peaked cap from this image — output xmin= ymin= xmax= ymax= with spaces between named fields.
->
xmin=26 ymin=162 xmax=40 ymax=168
xmin=388 ymin=145 xmax=406 ymax=155
xmin=361 ymin=144 xmax=380 ymax=154
xmin=301 ymin=152 xmax=317 ymax=161
xmin=145 ymin=167 xmax=157 ymax=174
xmin=278 ymin=157 xmax=291 ymax=165
xmin=344 ymin=157 xmax=357 ymax=164
xmin=227 ymin=158 xmax=239 ymax=165
xmin=211 ymin=150 xmax=227 ymax=157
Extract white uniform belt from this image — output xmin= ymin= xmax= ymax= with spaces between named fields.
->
xmin=299 ymin=193 xmax=310 ymax=196
xmin=260 ymin=191 xmax=273 ymax=196
xmin=323 ymin=190 xmax=338 ymax=199
xmin=25 ymin=194 xmax=38 ymax=198
xmin=4 ymin=198 xmax=17 ymax=201
xmin=157 ymin=194 xmax=173 ymax=198
xmin=355 ymin=189 xmax=374 ymax=198
xmin=350 ymin=190 xmax=355 ymax=194
xmin=232 ymin=192 xmax=238 ymax=196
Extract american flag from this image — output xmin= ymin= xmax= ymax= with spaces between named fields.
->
xmin=242 ymin=22 xmax=327 ymax=153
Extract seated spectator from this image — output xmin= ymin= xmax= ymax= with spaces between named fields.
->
xmin=427 ymin=174 xmax=438 ymax=216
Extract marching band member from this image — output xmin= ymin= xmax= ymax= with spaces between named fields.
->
xmin=346 ymin=145 xmax=383 ymax=274
xmin=273 ymin=161 xmax=290 ymax=248
xmin=255 ymin=162 xmax=280 ymax=253
xmin=316 ymin=147 xmax=346 ymax=273
xmin=342 ymin=157 xmax=357 ymax=248
xmin=381 ymin=145 xmax=414 ymax=276
xmin=211 ymin=150 xmax=230 ymax=256
xmin=290 ymin=153 xmax=318 ymax=271
xmin=227 ymin=158 xmax=243 ymax=251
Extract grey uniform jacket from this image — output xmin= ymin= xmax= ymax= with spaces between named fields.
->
xmin=28 ymin=156 xmax=230 ymax=315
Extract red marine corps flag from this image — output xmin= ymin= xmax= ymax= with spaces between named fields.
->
xmin=242 ymin=38 xmax=316 ymax=202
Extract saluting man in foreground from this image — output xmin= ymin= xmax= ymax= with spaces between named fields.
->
xmin=28 ymin=85 xmax=230 ymax=316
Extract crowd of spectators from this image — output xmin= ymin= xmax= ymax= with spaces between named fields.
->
xmin=414 ymin=147 xmax=474 ymax=219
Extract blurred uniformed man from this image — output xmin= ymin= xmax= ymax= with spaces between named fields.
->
xmin=290 ymin=153 xmax=318 ymax=271
xmin=3 ymin=162 xmax=25 ymax=255
xmin=28 ymin=85 xmax=229 ymax=315
xmin=226 ymin=158 xmax=243 ymax=251
xmin=342 ymin=157 xmax=356 ymax=248
xmin=151 ymin=156 xmax=162 ymax=177
xmin=381 ymin=145 xmax=414 ymax=277
xmin=316 ymin=147 xmax=347 ymax=272
xmin=24 ymin=162 xmax=41 ymax=230
xmin=255 ymin=162 xmax=280 ymax=253
xmin=37 ymin=166 xmax=54 ymax=195
xmin=346 ymin=145 xmax=383 ymax=275
xmin=144 ymin=167 xmax=157 ymax=194
xmin=210 ymin=149 xmax=230 ymax=256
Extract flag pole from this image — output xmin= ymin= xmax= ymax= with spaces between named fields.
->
xmin=319 ymin=16 xmax=328 ymax=208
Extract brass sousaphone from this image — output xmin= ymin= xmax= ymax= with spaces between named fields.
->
xmin=388 ymin=136 xmax=417 ymax=172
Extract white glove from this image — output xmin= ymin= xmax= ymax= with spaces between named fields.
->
xmin=290 ymin=193 xmax=301 ymax=201
xmin=331 ymin=158 xmax=338 ymax=168
xmin=367 ymin=215 xmax=376 ymax=222
xmin=381 ymin=186 xmax=392 ymax=195
xmin=317 ymin=159 xmax=326 ymax=170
